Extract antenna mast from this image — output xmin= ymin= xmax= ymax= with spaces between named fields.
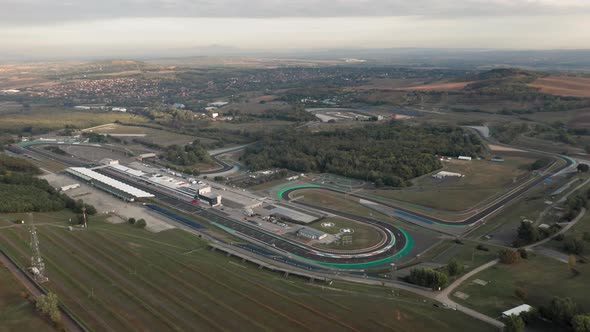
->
xmin=30 ymin=223 xmax=48 ymax=283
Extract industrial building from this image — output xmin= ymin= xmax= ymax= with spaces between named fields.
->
xmin=66 ymin=167 xmax=154 ymax=201
xmin=261 ymin=205 xmax=319 ymax=224
xmin=199 ymin=192 xmax=222 ymax=207
xmin=296 ymin=228 xmax=327 ymax=240
xmin=137 ymin=153 xmax=157 ymax=161
xmin=501 ymin=304 xmax=532 ymax=319
xmin=432 ymin=171 xmax=464 ymax=179
xmin=60 ymin=184 xmax=80 ymax=192
xmin=458 ymin=156 xmax=472 ymax=161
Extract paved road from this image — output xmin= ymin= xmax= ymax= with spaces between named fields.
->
xmin=434 ymin=259 xmax=504 ymax=329
xmin=528 ymin=208 xmax=586 ymax=250
xmin=282 ymin=157 xmax=570 ymax=228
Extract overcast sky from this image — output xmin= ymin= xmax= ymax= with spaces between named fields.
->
xmin=1 ymin=0 xmax=590 ymax=58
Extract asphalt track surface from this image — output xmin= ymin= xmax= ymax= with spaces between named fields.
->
xmin=11 ymin=143 xmax=409 ymax=268
xmin=15 ymin=141 xmax=571 ymax=269
xmin=95 ymin=167 xmax=408 ymax=267
xmin=281 ymin=156 xmax=573 ymax=228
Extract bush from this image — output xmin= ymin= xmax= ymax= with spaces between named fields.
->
xmin=518 ymin=248 xmax=529 ymax=259
xmin=135 ymin=219 xmax=147 ymax=228
xmin=583 ymin=232 xmax=590 ymax=243
xmin=515 ymin=287 xmax=528 ymax=301
xmin=499 ymin=249 xmax=521 ymax=264
xmin=476 ymin=244 xmax=489 ymax=252
xmin=447 ymin=259 xmax=464 ymax=276
xmin=127 ymin=217 xmax=136 ymax=225
xmin=504 ymin=314 xmax=525 ymax=332
xmin=564 ymin=237 xmax=585 ymax=255
xmin=572 ymin=314 xmax=590 ymax=332
xmin=36 ymin=292 xmax=61 ymax=325
xmin=554 ymin=234 xmax=565 ymax=241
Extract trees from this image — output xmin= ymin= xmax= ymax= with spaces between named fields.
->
xmin=517 ymin=221 xmax=540 ymax=244
xmin=447 ymin=259 xmax=463 ymax=276
xmin=135 ymin=219 xmax=147 ymax=228
xmin=163 ymin=139 xmax=211 ymax=166
xmin=572 ymin=314 xmax=590 ymax=332
xmin=242 ymin=122 xmax=483 ymax=187
xmin=543 ymin=297 xmax=577 ymax=326
xmin=499 ymin=249 xmax=521 ymax=264
xmin=407 ymin=268 xmax=448 ymax=290
xmin=578 ymin=164 xmax=590 ymax=173
xmin=564 ymin=237 xmax=585 ymax=255
xmin=530 ymin=159 xmax=550 ymax=171
xmin=504 ymin=314 xmax=525 ymax=332
xmin=36 ymin=292 xmax=61 ymax=325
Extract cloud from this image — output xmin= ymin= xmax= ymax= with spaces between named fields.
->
xmin=2 ymin=0 xmax=590 ymax=25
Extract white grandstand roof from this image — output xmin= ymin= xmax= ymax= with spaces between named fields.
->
xmin=67 ymin=167 xmax=154 ymax=198
xmin=109 ymin=164 xmax=145 ymax=177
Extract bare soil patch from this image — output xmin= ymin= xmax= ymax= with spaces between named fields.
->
xmin=528 ymin=76 xmax=590 ymax=97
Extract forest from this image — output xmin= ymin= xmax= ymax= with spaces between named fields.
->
xmin=242 ymin=121 xmax=484 ymax=187
xmin=163 ymin=139 xmax=211 ymax=166
xmin=0 ymin=154 xmax=96 ymax=213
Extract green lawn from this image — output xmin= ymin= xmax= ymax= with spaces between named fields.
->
xmin=454 ymin=255 xmax=590 ymax=317
xmin=295 ymin=189 xmax=394 ymax=222
xmin=368 ymin=154 xmax=537 ymax=212
xmin=421 ymin=239 xmax=501 ymax=274
xmin=0 ymin=211 xmax=494 ymax=332
xmin=0 ymin=108 xmax=148 ymax=134
xmin=88 ymin=123 xmax=216 ymax=146
xmin=309 ymin=216 xmax=384 ymax=250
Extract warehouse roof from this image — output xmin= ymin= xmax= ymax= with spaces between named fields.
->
xmin=109 ymin=164 xmax=145 ymax=177
xmin=502 ymin=304 xmax=532 ymax=318
xmin=67 ymin=167 xmax=154 ymax=198
xmin=297 ymin=227 xmax=326 ymax=238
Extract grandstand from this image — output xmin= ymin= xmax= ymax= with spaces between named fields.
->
xmin=66 ymin=167 xmax=154 ymax=201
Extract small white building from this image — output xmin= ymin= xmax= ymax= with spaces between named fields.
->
xmin=432 ymin=171 xmax=464 ymax=179
xmin=502 ymin=304 xmax=532 ymax=319
xmin=137 ymin=153 xmax=157 ymax=161
xmin=208 ymin=101 xmax=229 ymax=108
xmin=297 ymin=228 xmax=327 ymax=240
xmin=111 ymin=107 xmax=127 ymax=112
xmin=211 ymin=112 xmax=219 ymax=119
xmin=61 ymin=184 xmax=80 ymax=192
xmin=458 ymin=156 xmax=472 ymax=161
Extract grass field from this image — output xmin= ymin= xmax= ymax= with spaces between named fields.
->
xmin=0 ymin=108 xmax=149 ymax=134
xmin=541 ymin=210 xmax=590 ymax=253
xmin=309 ymin=216 xmax=384 ymax=251
xmin=0 ymin=211 xmax=494 ymax=332
xmin=368 ymin=155 xmax=536 ymax=212
xmin=295 ymin=189 xmax=393 ymax=222
xmin=454 ymin=254 xmax=590 ymax=317
xmin=86 ymin=123 xmax=215 ymax=146
xmin=420 ymin=239 xmax=501 ymax=274
xmin=0 ymin=263 xmax=56 ymax=332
